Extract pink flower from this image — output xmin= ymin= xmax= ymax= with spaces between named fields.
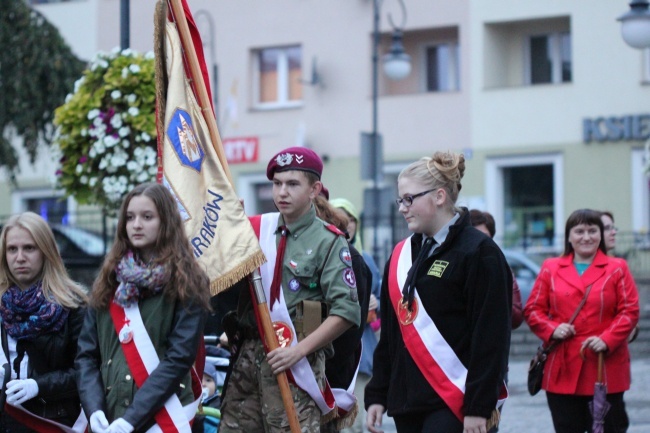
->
xmin=79 ymin=156 xmax=88 ymax=163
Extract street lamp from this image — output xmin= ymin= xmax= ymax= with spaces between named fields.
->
xmin=619 ymin=0 xmax=650 ymax=49
xmin=363 ymin=0 xmax=411 ymax=265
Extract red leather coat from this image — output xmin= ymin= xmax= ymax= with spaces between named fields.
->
xmin=524 ymin=251 xmax=639 ymax=395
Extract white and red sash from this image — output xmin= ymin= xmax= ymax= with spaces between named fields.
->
xmin=109 ymin=303 xmax=201 ymax=433
xmin=0 ymin=339 xmax=87 ymax=433
xmin=248 ymin=213 xmax=358 ymax=417
xmin=388 ymin=238 xmax=507 ymax=421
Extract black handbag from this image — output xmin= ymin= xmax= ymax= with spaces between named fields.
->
xmin=526 ymin=284 xmax=593 ymax=396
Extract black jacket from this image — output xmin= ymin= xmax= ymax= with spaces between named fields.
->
xmin=365 ymin=210 xmax=512 ymax=419
xmin=325 ymin=244 xmax=371 ymax=389
xmin=1 ymin=307 xmax=85 ymax=426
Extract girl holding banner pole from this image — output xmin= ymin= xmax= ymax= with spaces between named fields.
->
xmin=75 ymin=183 xmax=210 ymax=433
xmin=365 ymin=152 xmax=511 ymax=433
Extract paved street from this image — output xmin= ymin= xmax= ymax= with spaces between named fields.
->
xmin=365 ymin=357 xmax=650 ymax=433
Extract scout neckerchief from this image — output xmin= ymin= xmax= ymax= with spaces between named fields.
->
xmin=388 ymin=237 xmax=507 ymax=422
xmin=0 ymin=331 xmax=87 ymax=433
xmin=109 ymin=302 xmax=201 ymax=433
xmin=249 ymin=213 xmax=359 ymax=419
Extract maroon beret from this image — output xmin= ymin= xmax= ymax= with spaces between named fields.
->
xmin=320 ymin=185 xmax=330 ymax=200
xmin=266 ymin=147 xmax=323 ymax=180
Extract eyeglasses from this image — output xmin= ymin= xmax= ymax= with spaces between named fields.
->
xmin=604 ymin=224 xmax=618 ymax=232
xmin=395 ymin=189 xmax=436 ymax=208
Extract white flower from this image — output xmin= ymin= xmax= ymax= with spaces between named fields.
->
xmin=121 ymin=139 xmax=130 ymax=149
xmin=148 ymin=166 xmax=158 ymax=175
xmin=110 ymin=114 xmax=123 ymax=129
xmin=99 ymin=157 xmax=109 ymax=170
xmin=75 ymin=164 xmax=83 ymax=174
xmin=111 ymin=90 xmax=122 ymax=100
xmin=92 ymin=140 xmax=106 ymax=155
xmin=92 ymin=116 xmax=105 ymax=127
xmin=145 ymin=51 xmax=155 ymax=60
xmin=122 ymin=48 xmax=134 ymax=57
xmin=87 ymin=109 xmax=100 ymax=120
xmin=126 ymin=160 xmax=140 ymax=171
xmin=89 ymin=177 xmax=98 ymax=187
xmin=140 ymin=132 xmax=151 ymax=142
xmin=128 ymin=107 xmax=140 ymax=117
xmin=104 ymin=135 xmax=120 ymax=148
xmin=127 ymin=94 xmax=137 ymax=104
xmin=98 ymin=59 xmax=109 ymax=69
xmin=129 ymin=64 xmax=141 ymax=74
xmin=89 ymin=148 xmax=97 ymax=158
xmin=80 ymin=175 xmax=88 ymax=184
xmin=73 ymin=76 xmax=86 ymax=93
xmin=111 ymin=46 xmax=121 ymax=55
xmin=80 ymin=128 xmax=88 ymax=137
xmin=118 ymin=126 xmax=131 ymax=138
xmin=65 ymin=93 xmax=73 ymax=103
xmin=122 ymin=67 xmax=129 ymax=79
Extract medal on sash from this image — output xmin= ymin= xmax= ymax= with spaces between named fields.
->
xmin=398 ymin=296 xmax=418 ymax=326
xmin=119 ymin=323 xmax=134 ymax=344
xmin=272 ymin=321 xmax=294 ymax=348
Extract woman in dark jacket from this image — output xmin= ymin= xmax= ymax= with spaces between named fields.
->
xmin=365 ymin=152 xmax=512 ymax=433
xmin=75 ymin=183 xmax=210 ymax=433
xmin=0 ymin=212 xmax=88 ymax=432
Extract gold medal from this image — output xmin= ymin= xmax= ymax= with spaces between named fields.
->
xmin=398 ymin=297 xmax=418 ymax=326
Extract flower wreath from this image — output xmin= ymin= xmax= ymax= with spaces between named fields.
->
xmin=53 ymin=48 xmax=158 ymax=210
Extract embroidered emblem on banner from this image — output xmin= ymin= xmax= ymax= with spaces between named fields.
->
xmin=339 ymin=248 xmax=352 ymax=266
xmin=167 ymin=109 xmax=205 ymax=172
xmin=273 ymin=321 xmax=294 ymax=348
xmin=289 ymin=278 xmax=300 ymax=292
xmin=428 ymin=260 xmax=449 ymax=278
xmin=343 ymin=268 xmax=357 ymax=288
xmin=398 ymin=297 xmax=418 ymax=326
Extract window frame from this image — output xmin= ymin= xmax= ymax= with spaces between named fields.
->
xmin=251 ymin=45 xmax=304 ymax=110
xmin=421 ymin=40 xmax=461 ymax=93
xmin=524 ymin=32 xmax=571 ymax=85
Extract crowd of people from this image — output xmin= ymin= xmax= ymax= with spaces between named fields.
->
xmin=0 ymin=147 xmax=641 ymax=433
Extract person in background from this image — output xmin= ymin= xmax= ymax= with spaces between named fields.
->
xmin=313 ymin=193 xmax=371 ymax=432
xmin=366 ymin=151 xmax=511 ymax=433
xmin=193 ymin=361 xmax=222 ymax=433
xmin=524 ymin=208 xmax=639 ymax=433
xmin=0 ymin=212 xmax=88 ymax=432
xmin=75 ymin=182 xmax=211 ymax=433
xmin=600 ymin=211 xmax=639 ymax=344
xmin=219 ymin=147 xmax=360 ymax=432
xmin=330 ymin=197 xmax=382 ymax=433
xmin=469 ymin=209 xmax=523 ymax=330
xmin=600 ymin=211 xmax=617 ymax=255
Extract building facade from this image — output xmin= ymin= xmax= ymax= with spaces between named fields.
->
xmin=5 ymin=0 xmax=650 ymax=266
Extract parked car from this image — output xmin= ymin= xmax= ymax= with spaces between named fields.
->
xmin=503 ymin=250 xmax=544 ymax=305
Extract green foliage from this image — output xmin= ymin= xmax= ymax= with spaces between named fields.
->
xmin=53 ymin=49 xmax=157 ymax=210
xmin=0 ymin=0 xmax=85 ymax=180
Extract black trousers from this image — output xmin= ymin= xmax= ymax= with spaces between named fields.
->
xmin=393 ymin=408 xmax=463 ymax=433
xmin=546 ymin=391 xmax=629 ymax=433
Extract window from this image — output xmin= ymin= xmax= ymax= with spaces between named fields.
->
xmin=425 ymin=43 xmax=460 ymax=92
xmin=254 ymin=46 xmax=302 ymax=108
xmin=527 ymin=32 xmax=571 ymax=85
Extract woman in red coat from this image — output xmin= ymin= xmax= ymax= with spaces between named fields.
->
xmin=524 ymin=209 xmax=639 ymax=433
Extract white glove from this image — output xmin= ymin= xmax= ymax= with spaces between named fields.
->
xmin=107 ymin=418 xmax=134 ymax=433
xmin=5 ymin=379 xmax=38 ymax=406
xmin=368 ymin=294 xmax=379 ymax=311
xmin=90 ymin=410 xmax=110 ymax=433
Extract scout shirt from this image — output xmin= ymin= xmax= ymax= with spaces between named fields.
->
xmin=240 ymin=206 xmax=361 ymax=349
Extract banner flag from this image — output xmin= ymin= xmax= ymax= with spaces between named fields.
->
xmin=154 ymin=0 xmax=265 ymax=294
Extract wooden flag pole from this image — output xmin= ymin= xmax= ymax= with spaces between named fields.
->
xmin=165 ymin=2 xmax=302 ymax=432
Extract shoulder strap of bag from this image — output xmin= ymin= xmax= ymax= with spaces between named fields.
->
xmin=543 ymin=283 xmax=593 ymax=353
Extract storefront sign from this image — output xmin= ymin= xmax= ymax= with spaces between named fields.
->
xmin=223 ymin=136 xmax=259 ymax=164
xmin=583 ymin=114 xmax=650 ymax=143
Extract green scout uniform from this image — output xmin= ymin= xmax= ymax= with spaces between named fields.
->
xmin=220 ymin=205 xmax=361 ymax=432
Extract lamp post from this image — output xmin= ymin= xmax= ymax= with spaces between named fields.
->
xmin=363 ymin=0 xmax=411 ymax=265
xmin=619 ymin=0 xmax=650 ymax=49
xmin=120 ymin=0 xmax=129 ymax=50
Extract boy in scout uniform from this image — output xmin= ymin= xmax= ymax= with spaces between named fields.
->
xmin=220 ymin=147 xmax=361 ymax=433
